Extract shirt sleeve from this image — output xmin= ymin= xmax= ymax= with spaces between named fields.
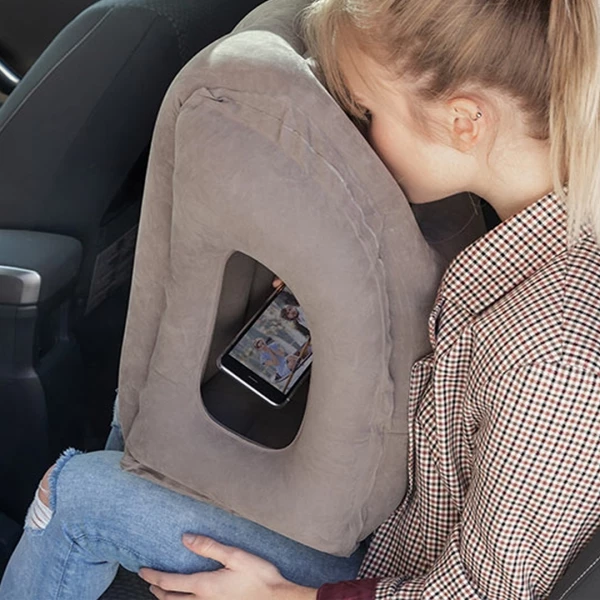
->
xmin=317 ymin=579 xmax=378 ymax=600
xmin=323 ymin=362 xmax=600 ymax=600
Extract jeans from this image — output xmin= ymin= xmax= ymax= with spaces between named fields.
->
xmin=0 ymin=444 xmax=364 ymax=600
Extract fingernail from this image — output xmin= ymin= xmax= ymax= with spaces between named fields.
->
xmin=183 ymin=533 xmax=196 ymax=544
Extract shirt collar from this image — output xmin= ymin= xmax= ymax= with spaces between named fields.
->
xmin=434 ymin=192 xmax=569 ymax=318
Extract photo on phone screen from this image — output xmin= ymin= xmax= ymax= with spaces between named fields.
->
xmin=218 ymin=286 xmax=312 ymax=407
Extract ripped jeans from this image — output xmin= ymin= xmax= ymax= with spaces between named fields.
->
xmin=0 ymin=411 xmax=364 ymax=599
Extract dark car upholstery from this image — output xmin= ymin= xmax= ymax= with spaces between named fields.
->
xmin=0 ymin=0 xmax=265 ymax=582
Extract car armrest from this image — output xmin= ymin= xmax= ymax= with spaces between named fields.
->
xmin=0 ymin=230 xmax=81 ymax=304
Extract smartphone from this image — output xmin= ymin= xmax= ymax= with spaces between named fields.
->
xmin=217 ymin=286 xmax=312 ymax=407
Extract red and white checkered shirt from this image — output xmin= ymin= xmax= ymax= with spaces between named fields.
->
xmin=318 ymin=193 xmax=600 ymax=600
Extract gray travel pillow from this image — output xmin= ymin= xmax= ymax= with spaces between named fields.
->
xmin=117 ymin=0 xmax=484 ymax=556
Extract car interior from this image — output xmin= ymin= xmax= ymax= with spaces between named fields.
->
xmin=0 ymin=1 xmax=599 ymax=599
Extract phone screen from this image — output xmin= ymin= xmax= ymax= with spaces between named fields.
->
xmin=218 ymin=287 xmax=312 ymax=406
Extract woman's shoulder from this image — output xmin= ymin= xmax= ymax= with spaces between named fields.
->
xmin=472 ymin=235 xmax=600 ymax=376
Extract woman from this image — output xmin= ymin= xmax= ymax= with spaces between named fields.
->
xmin=2 ymin=0 xmax=600 ymax=598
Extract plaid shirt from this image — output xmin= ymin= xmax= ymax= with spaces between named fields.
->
xmin=318 ymin=193 xmax=600 ymax=600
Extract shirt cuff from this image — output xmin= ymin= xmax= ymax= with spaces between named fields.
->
xmin=317 ymin=578 xmax=378 ymax=600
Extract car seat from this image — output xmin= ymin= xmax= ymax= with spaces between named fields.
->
xmin=0 ymin=0 xmax=265 ymax=321
xmin=0 ymin=0 xmax=265 ymax=576
xmin=0 ymin=0 xmax=98 ymax=85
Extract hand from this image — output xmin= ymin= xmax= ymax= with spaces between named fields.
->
xmin=139 ymin=534 xmax=318 ymax=600
xmin=273 ymin=277 xmax=284 ymax=289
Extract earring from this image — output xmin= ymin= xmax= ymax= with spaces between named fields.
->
xmin=474 ymin=111 xmax=483 ymax=121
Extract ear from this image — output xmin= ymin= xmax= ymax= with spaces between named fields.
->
xmin=446 ymin=97 xmax=483 ymax=153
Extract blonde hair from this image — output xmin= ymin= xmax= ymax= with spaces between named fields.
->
xmin=303 ymin=0 xmax=600 ymax=239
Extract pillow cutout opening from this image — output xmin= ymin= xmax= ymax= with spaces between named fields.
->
xmin=201 ymin=251 xmax=308 ymax=449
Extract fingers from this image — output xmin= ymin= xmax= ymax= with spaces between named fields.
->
xmin=148 ymin=584 xmax=189 ymax=599
xmin=140 ymin=536 xmax=286 ymax=600
xmin=272 ymin=278 xmax=283 ymax=288
xmin=139 ymin=536 xmax=250 ymax=594
xmin=183 ymin=535 xmax=282 ymax=578
xmin=139 ymin=569 xmax=197 ymax=594
xmin=182 ymin=534 xmax=238 ymax=567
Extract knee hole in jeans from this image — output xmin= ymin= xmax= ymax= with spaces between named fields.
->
xmin=24 ymin=468 xmax=54 ymax=531
xmin=23 ymin=448 xmax=81 ymax=531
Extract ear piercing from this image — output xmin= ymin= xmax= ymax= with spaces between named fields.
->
xmin=474 ymin=111 xmax=483 ymax=121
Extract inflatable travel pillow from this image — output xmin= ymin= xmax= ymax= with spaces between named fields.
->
xmin=117 ymin=0 xmax=484 ymax=556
